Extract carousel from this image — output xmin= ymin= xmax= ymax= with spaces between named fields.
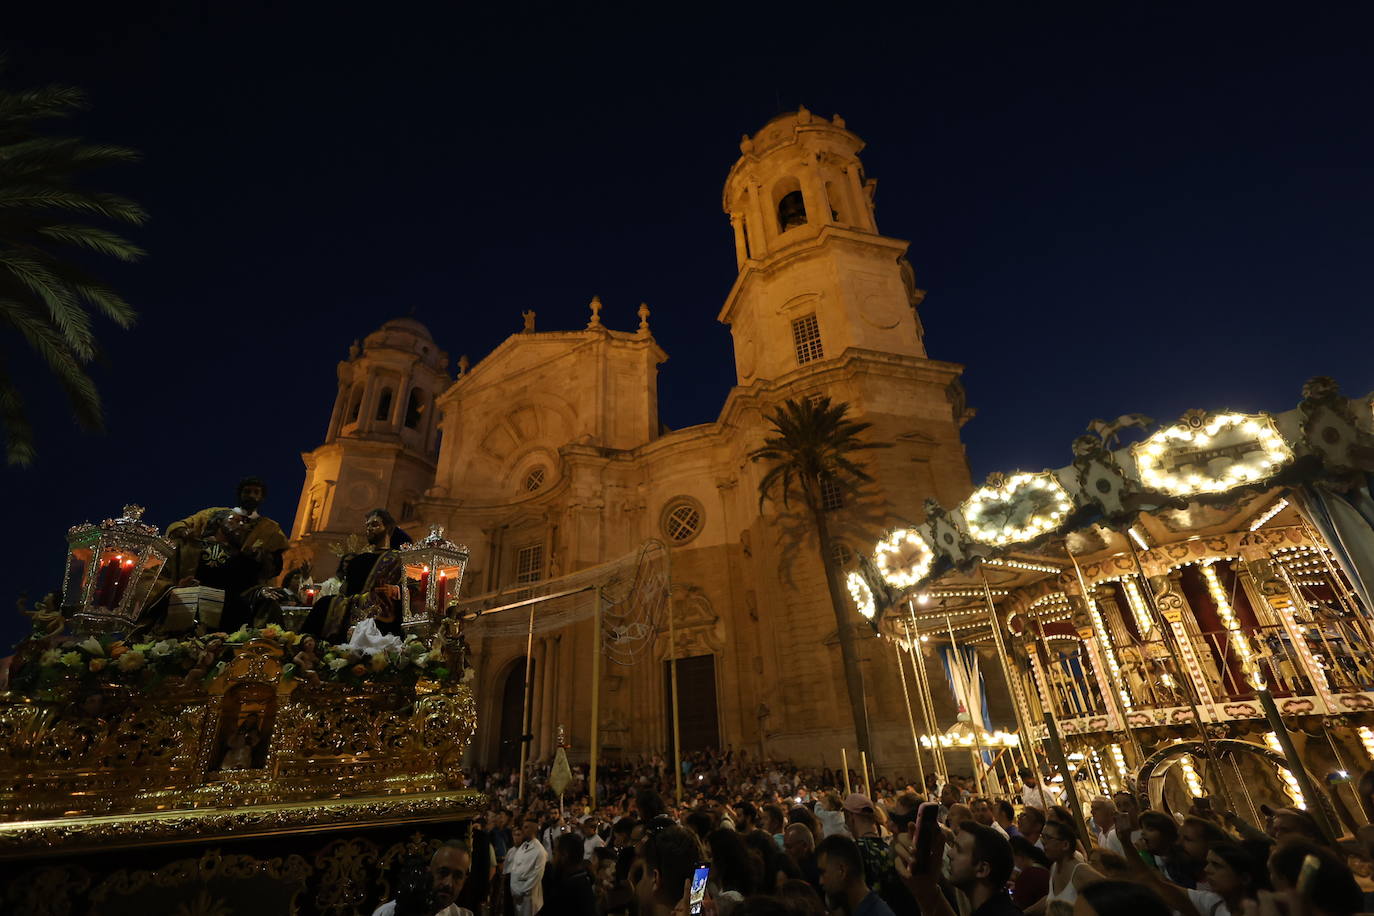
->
xmin=0 ymin=517 xmax=482 ymax=914
xmin=850 ymin=376 xmax=1374 ymax=842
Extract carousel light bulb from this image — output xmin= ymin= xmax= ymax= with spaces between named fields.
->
xmin=1110 ymin=744 xmax=1130 ymax=782
xmin=1179 ymin=755 xmax=1203 ymax=798
xmin=1264 ymin=733 xmax=1306 ymax=809
xmin=1359 ymin=727 xmax=1374 ymax=763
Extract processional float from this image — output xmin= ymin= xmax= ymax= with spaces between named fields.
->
xmin=0 ymin=518 xmax=480 ymax=913
xmin=850 ymin=377 xmax=1374 ymax=843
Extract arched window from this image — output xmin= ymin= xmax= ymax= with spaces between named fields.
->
xmin=777 ymin=190 xmax=807 ymax=232
xmin=345 ymin=387 xmax=363 ymax=424
xmin=375 ymin=388 xmax=394 ymax=422
xmin=404 ymin=388 xmax=424 ymax=429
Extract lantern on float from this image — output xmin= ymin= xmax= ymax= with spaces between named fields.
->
xmin=64 ymin=505 xmax=173 ymax=634
xmin=398 ymin=525 xmax=469 ymax=638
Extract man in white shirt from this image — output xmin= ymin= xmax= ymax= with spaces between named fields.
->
xmin=372 ymin=841 xmax=473 ymax=916
xmin=580 ymin=816 xmax=606 ymax=861
xmin=505 ymin=815 xmax=548 ymax=916
xmin=1017 ymin=767 xmax=1055 ymax=813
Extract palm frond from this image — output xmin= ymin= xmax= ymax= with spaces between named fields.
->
xmin=0 ymin=353 xmax=36 ymax=466
xmin=0 ymin=297 xmax=104 ymax=431
xmin=36 ymin=224 xmax=145 ymax=261
xmin=0 ymin=85 xmax=87 ymax=123
xmin=0 ymin=251 xmax=95 ymax=358
xmin=0 ymin=185 xmax=148 ymax=224
xmin=0 ymin=80 xmax=145 ymax=463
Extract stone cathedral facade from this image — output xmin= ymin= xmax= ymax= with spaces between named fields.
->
xmin=287 ymin=109 xmax=985 ymax=772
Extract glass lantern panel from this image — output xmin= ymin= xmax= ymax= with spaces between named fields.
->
xmin=65 ymin=545 xmax=94 ymax=606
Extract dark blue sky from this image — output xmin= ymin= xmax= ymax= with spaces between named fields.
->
xmin=4 ymin=2 xmax=1373 ymax=649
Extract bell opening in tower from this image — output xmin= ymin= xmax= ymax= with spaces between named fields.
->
xmin=777 ymin=190 xmax=807 ymax=232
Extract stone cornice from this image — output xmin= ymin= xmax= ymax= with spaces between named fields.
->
xmin=718 ymin=226 xmax=911 ymax=325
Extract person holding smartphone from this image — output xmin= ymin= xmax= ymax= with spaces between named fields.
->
xmin=895 ymin=819 xmax=1023 ymax=915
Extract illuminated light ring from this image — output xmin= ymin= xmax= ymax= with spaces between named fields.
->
xmin=1132 ymin=411 xmax=1294 ymax=497
xmin=962 ymin=472 xmax=1074 ymax=546
xmin=873 ymin=528 xmax=934 ymax=589
xmin=846 ymin=571 xmax=876 ymax=620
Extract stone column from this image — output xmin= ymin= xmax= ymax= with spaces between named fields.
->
xmin=730 ymin=213 xmax=748 ymax=268
xmin=799 ymin=157 xmax=828 ymax=230
xmin=846 ymin=164 xmax=873 ymax=232
xmin=326 ymin=377 xmax=349 ymax=441
xmin=748 ymin=183 xmax=772 ymax=254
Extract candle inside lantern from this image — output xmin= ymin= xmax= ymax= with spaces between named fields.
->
xmin=436 ymin=570 xmax=448 ymax=610
xmin=93 ymin=556 xmax=118 ymax=608
xmin=418 ymin=565 xmax=430 ymax=604
xmin=303 ymin=587 xmax=317 ymax=607
xmin=110 ymin=557 xmax=137 ymax=608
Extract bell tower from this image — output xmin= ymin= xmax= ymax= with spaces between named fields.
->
xmin=288 ymin=317 xmax=451 ymax=575
xmin=719 ymin=107 xmax=929 ymax=386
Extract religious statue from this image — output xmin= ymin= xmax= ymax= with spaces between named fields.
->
xmin=182 ymin=636 xmax=225 ymax=686
xmin=521 ymin=310 xmax=536 ymax=333
xmin=220 ymin=714 xmax=263 ymax=770
xmin=17 ymin=592 xmax=64 ymax=643
xmin=433 ymin=613 xmax=471 ymax=676
xmin=292 ymin=636 xmax=323 ymax=686
xmin=302 ymin=509 xmax=406 ymax=642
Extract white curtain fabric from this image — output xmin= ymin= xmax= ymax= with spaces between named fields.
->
xmin=1293 ymin=478 xmax=1374 ymax=613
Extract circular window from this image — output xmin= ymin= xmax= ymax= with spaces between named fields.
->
xmin=524 ymin=467 xmax=547 ymax=492
xmin=831 ymin=541 xmax=854 ymax=570
xmin=661 ymin=498 xmax=704 ymax=544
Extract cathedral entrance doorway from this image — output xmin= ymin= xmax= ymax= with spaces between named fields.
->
xmin=665 ymin=655 xmax=720 ymax=752
xmin=497 ymin=659 xmax=530 ymax=769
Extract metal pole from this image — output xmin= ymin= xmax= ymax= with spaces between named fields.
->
xmin=907 ymin=609 xmax=949 ymax=781
xmin=590 ymin=586 xmax=602 ymax=808
xmin=518 ymin=602 xmax=536 ymax=802
xmin=978 ymin=570 xmax=1044 ymax=768
xmin=1042 ymin=711 xmax=1092 ymax=853
xmin=841 ymin=748 xmax=852 ymax=795
xmin=943 ymin=612 xmax=985 ymax=795
xmin=1258 ymin=687 xmax=1338 ymax=843
xmin=667 ymin=574 xmax=683 ymax=807
xmin=893 ymin=634 xmax=928 ymax=791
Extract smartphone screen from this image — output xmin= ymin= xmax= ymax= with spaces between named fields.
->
xmin=689 ymin=863 xmax=710 ymax=915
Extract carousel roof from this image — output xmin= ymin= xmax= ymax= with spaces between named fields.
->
xmin=851 ymin=377 xmax=1374 ymax=640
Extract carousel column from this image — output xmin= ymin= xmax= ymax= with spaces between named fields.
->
xmin=1151 ymin=573 xmax=1220 ymax=719
xmin=1242 ymin=555 xmax=1336 ymax=713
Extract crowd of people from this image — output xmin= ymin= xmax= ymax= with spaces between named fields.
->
xmin=374 ymin=748 xmax=1374 ymax=916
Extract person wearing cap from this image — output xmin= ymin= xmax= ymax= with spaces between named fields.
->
xmin=842 ymin=793 xmax=899 ymax=901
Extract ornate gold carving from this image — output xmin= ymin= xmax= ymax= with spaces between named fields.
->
xmin=313 ymin=837 xmax=378 ymax=912
xmin=0 ymin=791 xmax=484 ymax=856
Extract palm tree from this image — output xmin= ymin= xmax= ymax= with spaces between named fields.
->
xmin=0 ymin=81 xmax=146 ymax=466
xmin=750 ymin=395 xmax=890 ymax=764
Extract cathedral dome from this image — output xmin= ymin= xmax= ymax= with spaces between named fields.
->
xmin=378 ymin=316 xmax=433 ymax=340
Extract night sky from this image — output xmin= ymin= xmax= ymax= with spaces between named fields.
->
xmin=3 ymin=3 xmax=1373 ymax=650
